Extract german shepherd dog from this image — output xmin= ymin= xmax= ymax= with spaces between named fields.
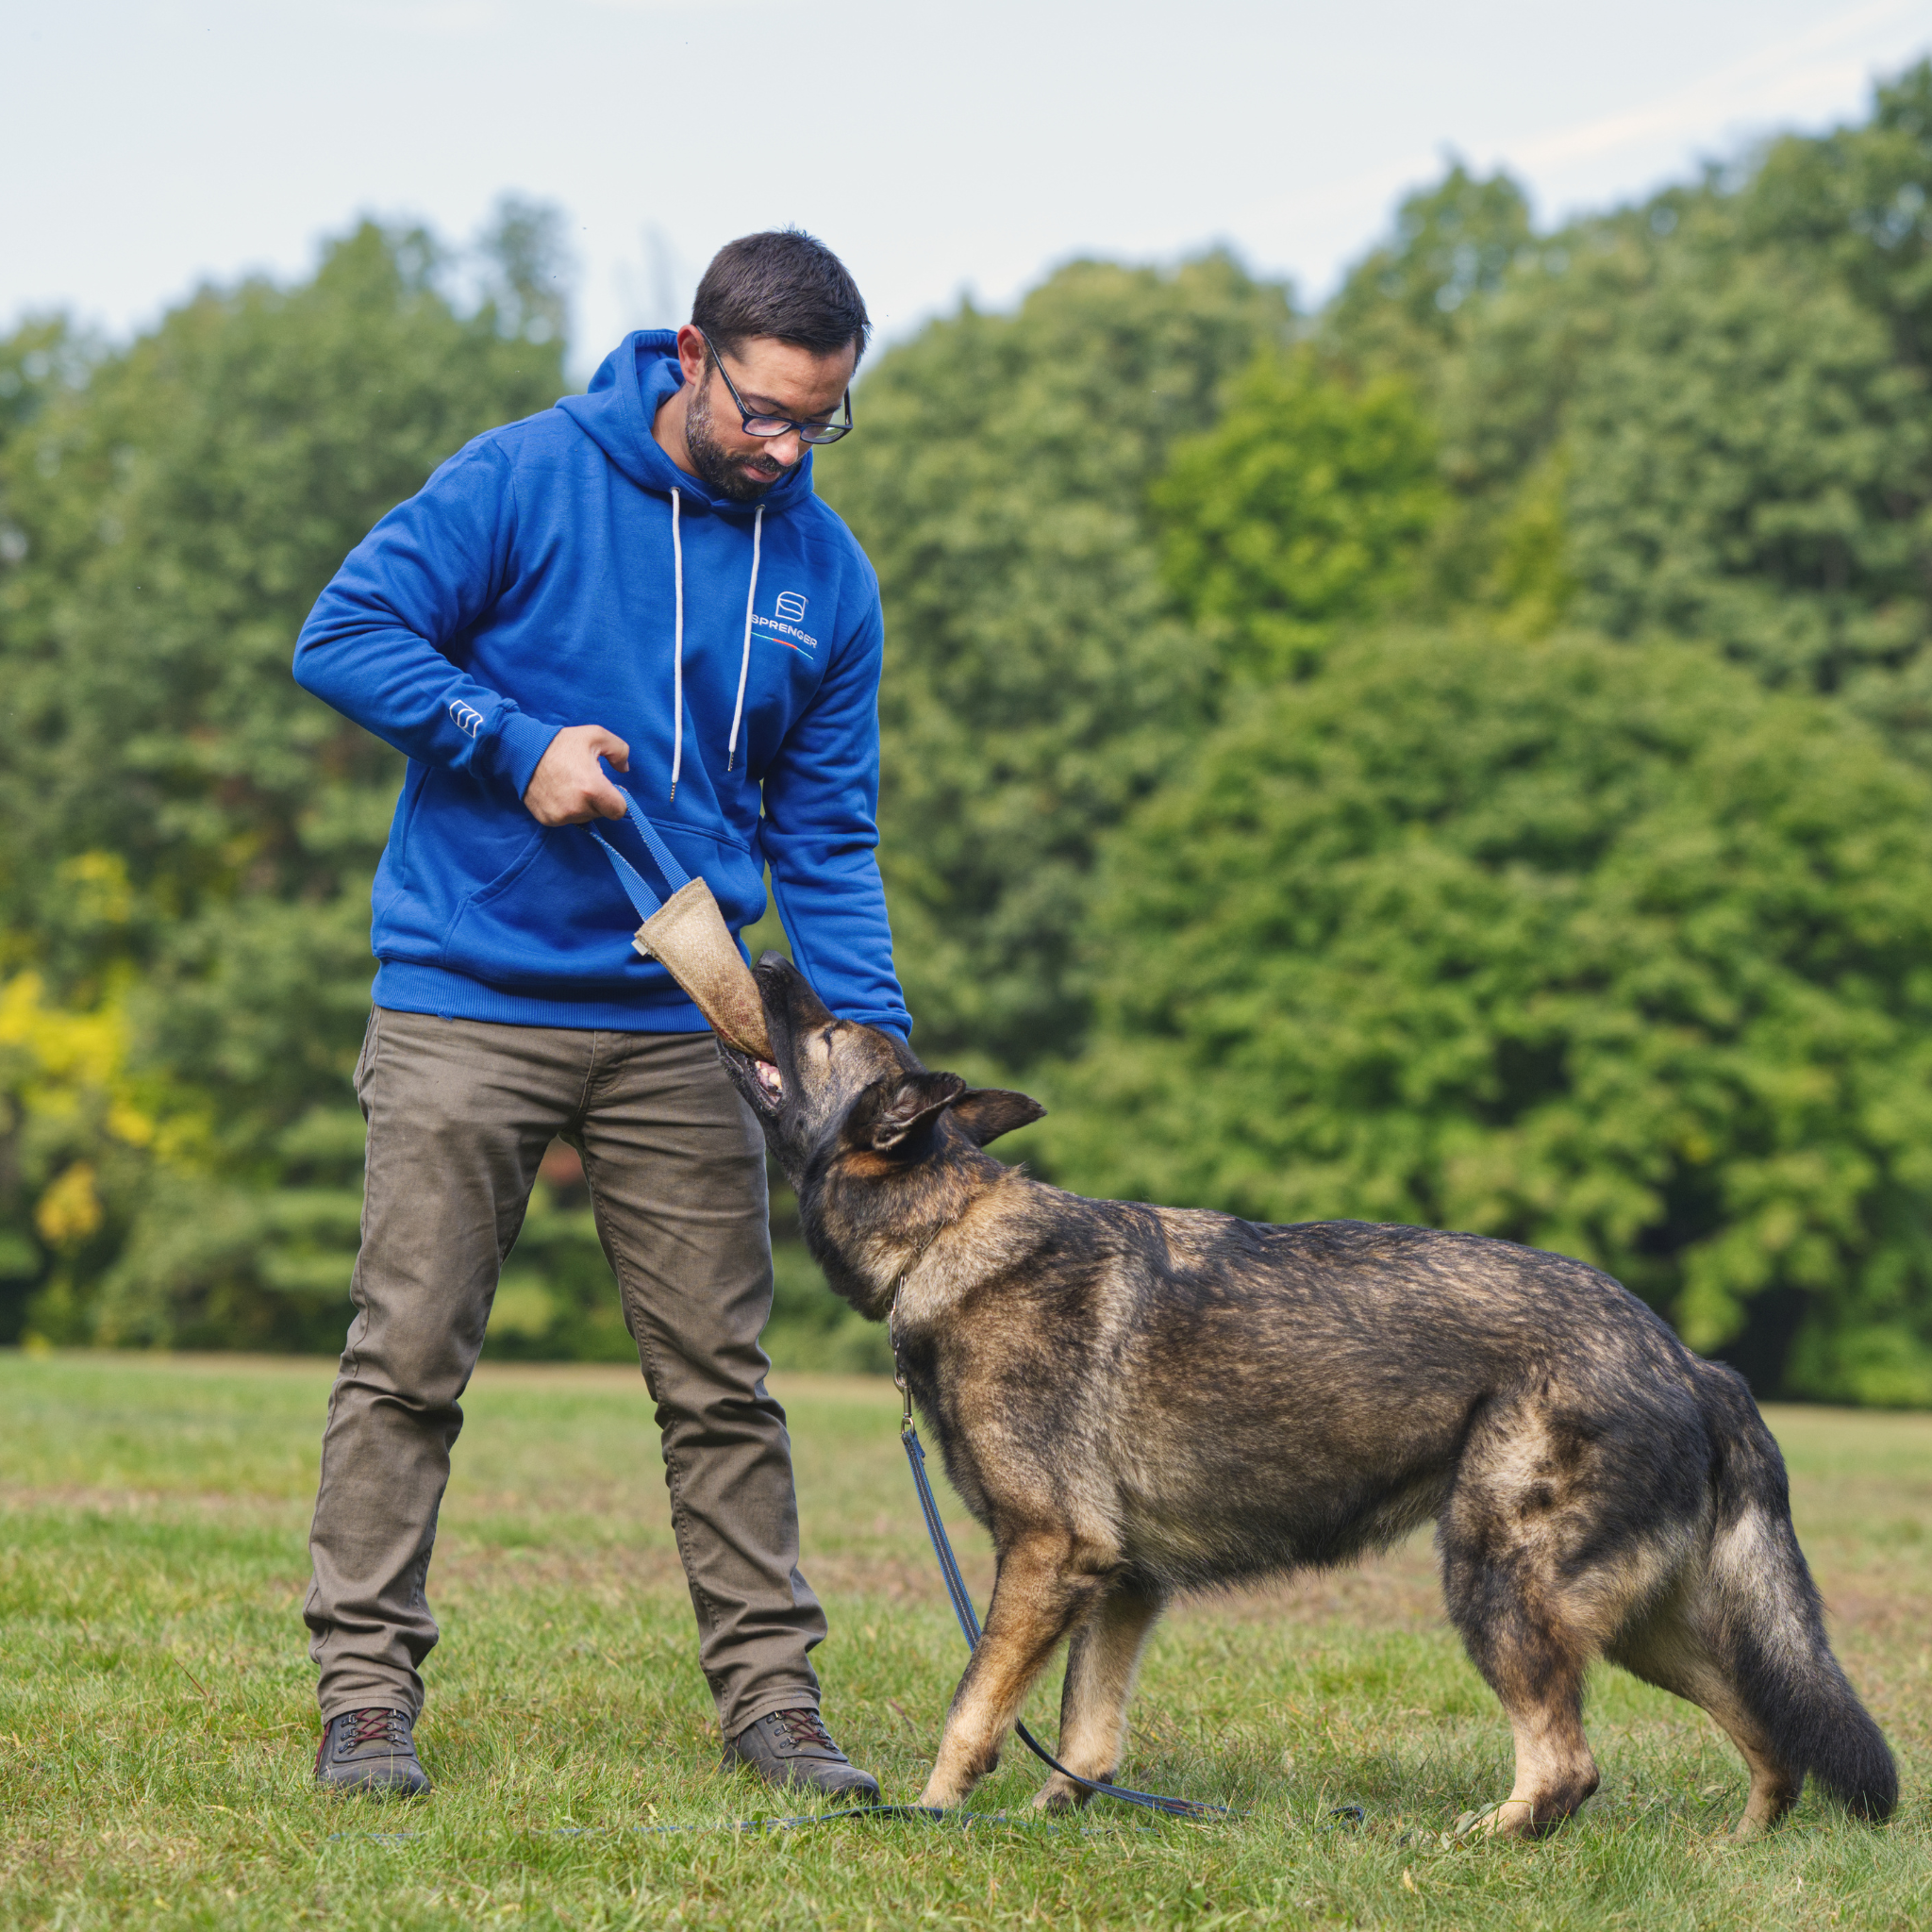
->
xmin=718 ymin=956 xmax=1897 ymax=1838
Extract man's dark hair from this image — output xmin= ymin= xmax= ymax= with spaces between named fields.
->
xmin=691 ymin=229 xmax=871 ymax=367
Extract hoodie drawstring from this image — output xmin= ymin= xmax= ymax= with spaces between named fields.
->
xmin=729 ymin=507 xmax=763 ymax=772
xmin=669 ymin=488 xmax=685 ymax=801
xmin=668 ymin=488 xmax=767 ymax=798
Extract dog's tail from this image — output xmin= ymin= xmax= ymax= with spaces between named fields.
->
xmin=1695 ymin=1361 xmax=1896 ymax=1820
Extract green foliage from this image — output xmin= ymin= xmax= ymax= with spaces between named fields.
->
xmin=1042 ymin=629 xmax=1932 ymax=1407
xmin=1562 ymin=217 xmax=1932 ymax=691
xmin=1152 ymin=346 xmax=1442 ymax=673
xmin=0 ymin=214 xmax=564 ymax=974
xmin=1740 ymin=61 xmax=1932 ymax=372
xmin=0 ymin=313 xmax=94 ymax=463
xmin=1325 ymin=66 xmax=1932 ymax=735
xmin=1324 ymin=163 xmax=1536 ymax=384
xmin=7 ymin=71 xmax=1932 ymax=1400
xmin=0 ymin=207 xmax=569 ymax=1349
xmin=1715 ymin=60 xmax=1932 ymax=745
xmin=815 ymin=254 xmax=1293 ymax=1070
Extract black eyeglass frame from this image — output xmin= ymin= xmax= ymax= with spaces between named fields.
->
xmin=696 ymin=328 xmax=854 ymax=444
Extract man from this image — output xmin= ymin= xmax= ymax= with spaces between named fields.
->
xmin=292 ymin=229 xmax=907 ymax=1803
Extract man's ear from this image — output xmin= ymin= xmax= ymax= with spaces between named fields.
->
xmin=949 ymin=1088 xmax=1047 ymax=1147
xmin=866 ymin=1071 xmax=968 ymax=1152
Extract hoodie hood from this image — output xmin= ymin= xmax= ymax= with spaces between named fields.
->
xmin=558 ymin=330 xmax=819 ymax=521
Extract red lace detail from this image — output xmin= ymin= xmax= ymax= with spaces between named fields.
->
xmin=344 ymin=1707 xmax=403 ymax=1747
xmin=772 ymin=1707 xmax=837 ymax=1754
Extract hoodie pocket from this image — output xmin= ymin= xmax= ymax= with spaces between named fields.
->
xmin=439 ymin=816 xmax=765 ymax=993
xmin=641 ymin=818 xmax=768 ymax=933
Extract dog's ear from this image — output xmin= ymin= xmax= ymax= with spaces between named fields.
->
xmin=862 ymin=1071 xmax=968 ymax=1152
xmin=948 ymin=1088 xmax=1046 ymax=1147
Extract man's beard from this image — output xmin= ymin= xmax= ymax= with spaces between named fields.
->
xmin=685 ymin=379 xmax=788 ymax=503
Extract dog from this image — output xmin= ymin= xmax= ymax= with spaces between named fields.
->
xmin=717 ymin=954 xmax=1897 ymax=1838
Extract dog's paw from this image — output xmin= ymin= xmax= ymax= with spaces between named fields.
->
xmin=1033 ymin=1774 xmax=1092 ymax=1814
xmin=1447 ymin=1798 xmax=1538 ymax=1842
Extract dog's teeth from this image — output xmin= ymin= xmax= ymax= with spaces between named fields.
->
xmin=756 ymin=1062 xmax=783 ymax=1097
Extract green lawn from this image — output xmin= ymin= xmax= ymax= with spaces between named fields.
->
xmin=0 ymin=1351 xmax=1927 ymax=1929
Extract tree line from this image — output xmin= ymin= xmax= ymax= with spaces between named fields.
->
xmin=3 ymin=69 xmax=1929 ymax=1401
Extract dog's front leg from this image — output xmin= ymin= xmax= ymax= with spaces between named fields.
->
xmin=918 ymin=1531 xmax=1100 ymax=1809
xmin=1035 ymin=1580 xmax=1167 ymax=1812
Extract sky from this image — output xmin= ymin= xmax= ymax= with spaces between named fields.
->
xmin=6 ymin=0 xmax=1931 ymax=371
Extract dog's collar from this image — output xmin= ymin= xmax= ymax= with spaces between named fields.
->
xmin=885 ymin=1217 xmax=953 ymax=1312
xmin=886 ymin=1218 xmax=956 ymax=1433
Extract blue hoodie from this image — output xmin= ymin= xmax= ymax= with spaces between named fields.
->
xmin=293 ymin=332 xmax=910 ymax=1036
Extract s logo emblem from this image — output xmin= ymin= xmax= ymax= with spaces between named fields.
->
xmin=774 ymin=591 xmax=808 ymax=622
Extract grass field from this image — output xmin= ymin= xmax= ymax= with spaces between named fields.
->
xmin=1 ymin=1350 xmax=1927 ymax=1930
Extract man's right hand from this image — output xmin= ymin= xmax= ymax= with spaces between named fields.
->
xmin=524 ymin=724 xmax=631 ymax=824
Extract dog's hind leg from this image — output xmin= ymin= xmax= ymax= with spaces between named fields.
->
xmin=1438 ymin=1407 xmax=1626 ymax=1838
xmin=917 ymin=1531 xmax=1113 ymax=1809
xmin=1453 ymin=1568 xmax=1599 ymax=1839
xmin=1034 ymin=1579 xmax=1167 ymax=1813
xmin=1607 ymin=1589 xmax=1800 ymax=1839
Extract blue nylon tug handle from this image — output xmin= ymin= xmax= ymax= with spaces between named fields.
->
xmin=586 ymin=791 xmax=692 ymax=923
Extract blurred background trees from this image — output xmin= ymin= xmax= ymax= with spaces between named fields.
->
xmin=4 ymin=72 xmax=1930 ymax=1401
xmin=1044 ymin=634 xmax=1932 ymax=1406
xmin=0 ymin=202 xmax=568 ymax=1352
xmin=818 ymin=254 xmax=1292 ymax=1072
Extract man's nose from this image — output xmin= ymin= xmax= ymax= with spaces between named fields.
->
xmin=766 ymin=430 xmax=805 ymax=468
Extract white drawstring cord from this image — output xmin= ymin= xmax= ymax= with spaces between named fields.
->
xmin=669 ymin=488 xmax=684 ymax=800
xmin=728 ymin=506 xmax=763 ymax=771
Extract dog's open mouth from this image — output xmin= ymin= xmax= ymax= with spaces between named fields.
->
xmin=722 ymin=1041 xmax=785 ymax=1110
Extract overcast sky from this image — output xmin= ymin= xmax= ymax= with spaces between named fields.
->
xmin=7 ymin=0 xmax=1930 ymax=372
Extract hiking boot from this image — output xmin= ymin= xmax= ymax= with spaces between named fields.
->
xmin=314 ymin=1707 xmax=431 ymax=1797
xmin=724 ymin=1707 xmax=881 ymax=1805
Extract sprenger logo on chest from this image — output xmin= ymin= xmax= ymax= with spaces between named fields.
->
xmin=755 ymin=591 xmax=820 ymax=657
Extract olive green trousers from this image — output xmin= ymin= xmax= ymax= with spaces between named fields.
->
xmin=303 ymin=1007 xmax=824 ymax=1736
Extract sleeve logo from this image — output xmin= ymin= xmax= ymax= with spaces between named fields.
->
xmin=448 ymin=700 xmax=484 ymax=737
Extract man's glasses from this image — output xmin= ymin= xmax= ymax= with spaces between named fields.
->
xmin=698 ymin=328 xmax=853 ymax=445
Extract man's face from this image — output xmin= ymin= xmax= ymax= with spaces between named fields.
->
xmin=676 ymin=324 xmax=856 ymax=503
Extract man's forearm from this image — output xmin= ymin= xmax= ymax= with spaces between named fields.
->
xmin=292 ymin=439 xmax=558 ymax=806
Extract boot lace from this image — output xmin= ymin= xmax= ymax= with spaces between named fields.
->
xmin=344 ymin=1707 xmax=406 ymax=1749
xmin=772 ymin=1707 xmax=837 ymax=1755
